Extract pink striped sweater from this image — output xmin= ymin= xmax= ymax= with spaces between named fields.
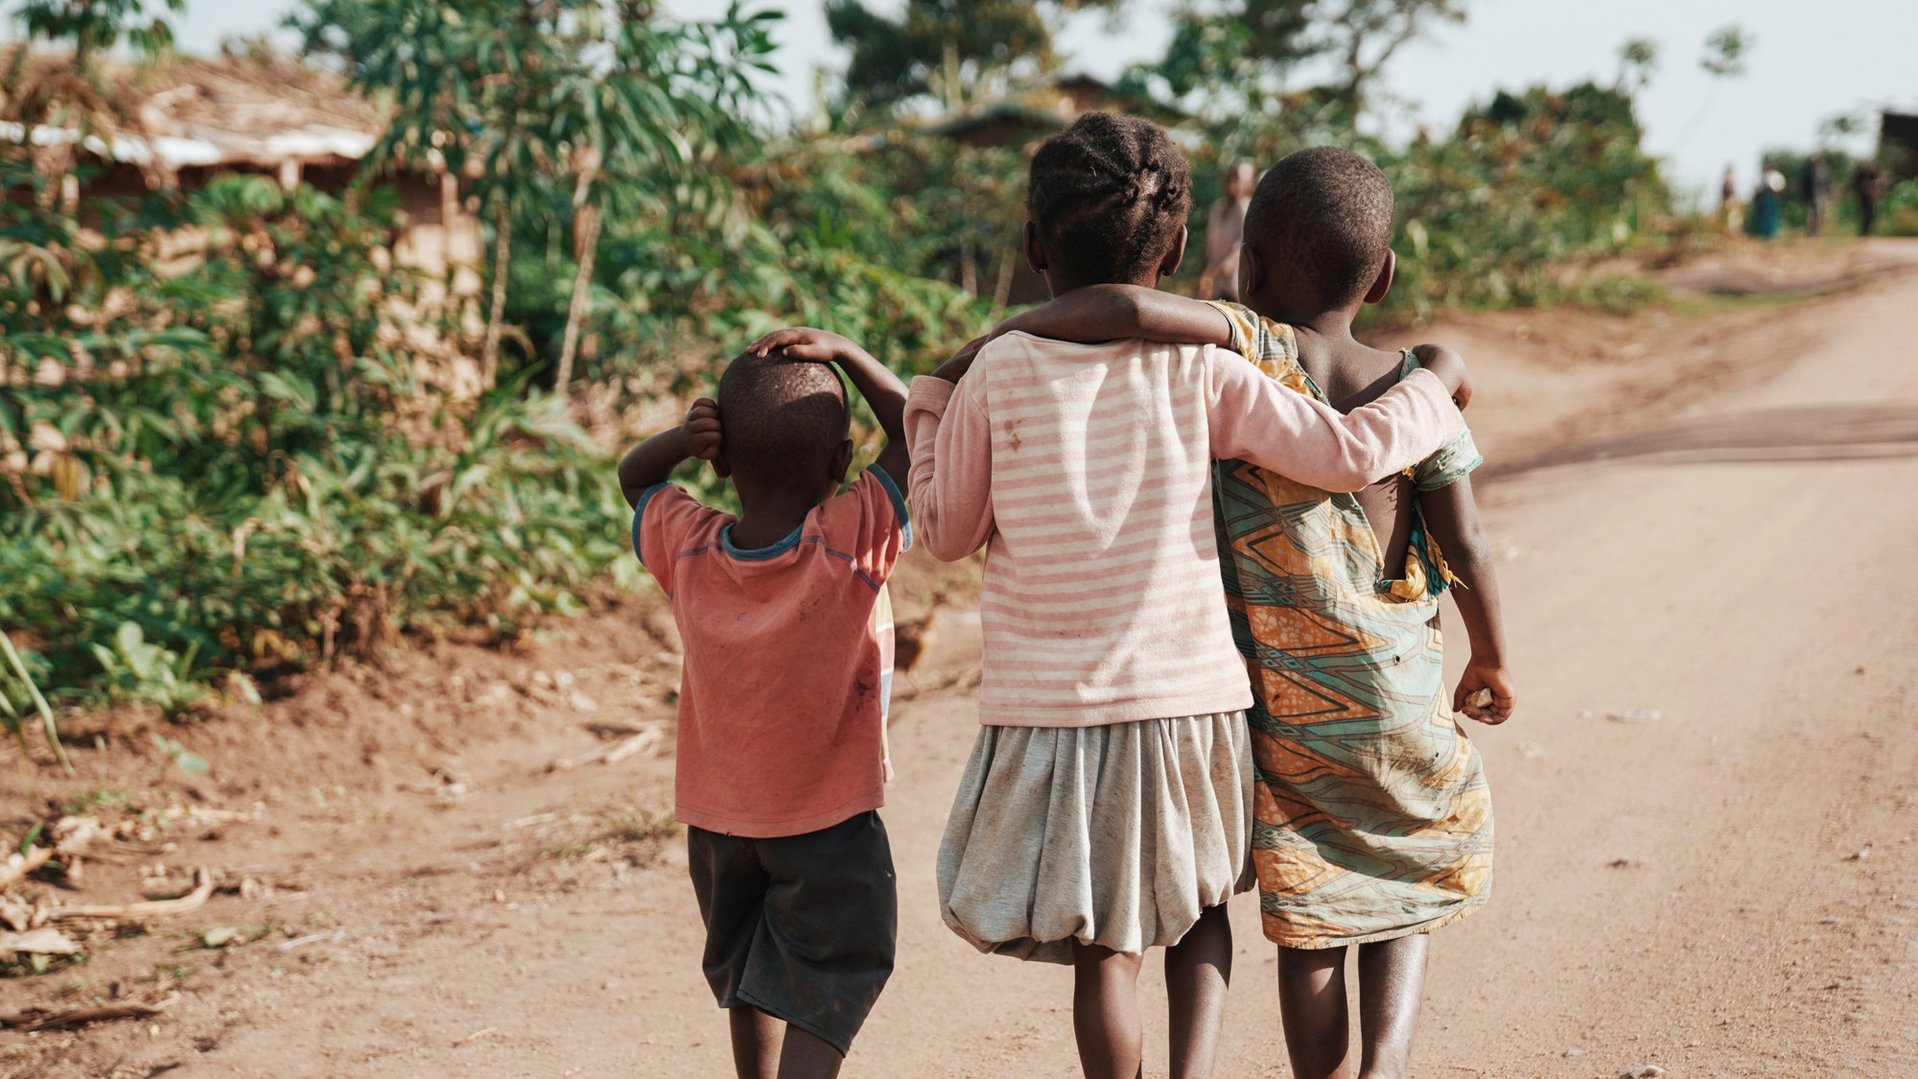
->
xmin=903 ymin=332 xmax=1464 ymax=727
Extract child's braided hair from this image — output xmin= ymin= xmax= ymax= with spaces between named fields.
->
xmin=1026 ymin=112 xmax=1192 ymax=285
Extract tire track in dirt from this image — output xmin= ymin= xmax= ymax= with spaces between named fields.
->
xmin=1478 ymin=402 xmax=1918 ymax=480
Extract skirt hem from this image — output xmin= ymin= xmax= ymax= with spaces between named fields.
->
xmin=1262 ymin=894 xmax=1487 ymax=950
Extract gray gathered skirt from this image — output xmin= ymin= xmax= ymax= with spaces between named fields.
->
xmin=936 ymin=712 xmax=1254 ymax=965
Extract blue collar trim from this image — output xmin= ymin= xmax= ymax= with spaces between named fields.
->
xmin=720 ymin=521 xmax=805 ymax=561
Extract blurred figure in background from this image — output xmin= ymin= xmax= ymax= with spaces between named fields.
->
xmin=1803 ymin=152 xmax=1831 ymax=236
xmin=1720 ymin=164 xmax=1743 ymax=233
xmin=1854 ymin=160 xmax=1887 ymax=237
xmin=1748 ymin=163 xmax=1785 ymax=240
xmin=1198 ymin=160 xmax=1256 ymax=300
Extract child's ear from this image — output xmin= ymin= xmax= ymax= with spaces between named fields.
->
xmin=1363 ymin=250 xmax=1396 ymax=306
xmin=1022 ymin=220 xmax=1046 ymax=276
xmin=1158 ymin=223 xmax=1188 ymax=278
xmin=1238 ymin=243 xmax=1262 ymax=297
xmin=831 ymin=438 xmax=853 ymax=484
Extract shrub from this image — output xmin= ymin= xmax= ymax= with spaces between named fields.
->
xmin=1 ymin=169 xmax=635 ymax=706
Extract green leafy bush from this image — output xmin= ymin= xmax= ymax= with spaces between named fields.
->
xmin=1882 ymin=181 xmax=1918 ymax=237
xmin=1 ymin=169 xmax=634 ymax=706
xmin=1380 ymin=82 xmax=1667 ymax=320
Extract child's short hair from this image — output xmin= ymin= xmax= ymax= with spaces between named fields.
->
xmin=1027 ymin=112 xmax=1192 ymax=284
xmin=716 ymin=351 xmax=849 ymax=486
xmin=1243 ymin=145 xmax=1394 ymax=308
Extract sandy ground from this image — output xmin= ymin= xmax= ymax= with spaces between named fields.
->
xmin=4 ymin=240 xmax=1918 ymax=1078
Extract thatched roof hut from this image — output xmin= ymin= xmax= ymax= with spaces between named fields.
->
xmin=1 ymin=48 xmax=384 ymax=188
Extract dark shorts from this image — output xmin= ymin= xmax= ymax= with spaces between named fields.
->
xmin=688 ymin=811 xmax=897 ymax=1056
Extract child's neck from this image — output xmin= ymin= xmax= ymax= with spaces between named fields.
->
xmin=1048 ymin=271 xmax=1160 ymax=298
xmin=1243 ymin=294 xmax=1360 ymax=344
xmin=731 ymin=483 xmax=828 ymax=549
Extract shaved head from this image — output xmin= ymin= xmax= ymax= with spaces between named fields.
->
xmin=716 ymin=352 xmax=850 ymax=488
xmin=1243 ymin=145 xmax=1395 ymax=308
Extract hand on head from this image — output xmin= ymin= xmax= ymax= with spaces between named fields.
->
xmin=744 ymin=326 xmax=855 ymax=365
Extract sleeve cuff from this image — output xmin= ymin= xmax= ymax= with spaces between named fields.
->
xmin=630 ymin=483 xmax=671 ymax=567
xmin=1204 ymin=300 xmax=1253 ymax=355
xmin=866 ymin=466 xmax=913 ymax=551
xmin=907 ymin=375 xmax=957 ymax=412
xmin=1401 ymin=368 xmax=1466 ymax=438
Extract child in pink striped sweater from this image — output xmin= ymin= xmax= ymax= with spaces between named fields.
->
xmin=903 ymin=112 xmax=1466 ymax=1078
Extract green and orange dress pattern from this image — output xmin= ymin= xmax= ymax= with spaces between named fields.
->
xmin=1208 ymin=301 xmax=1494 ymax=949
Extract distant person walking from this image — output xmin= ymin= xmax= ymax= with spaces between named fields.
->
xmin=1748 ymin=165 xmax=1785 ymax=240
xmin=1803 ymin=153 xmax=1831 ymax=236
xmin=1854 ymin=160 xmax=1888 ymax=237
xmin=1198 ymin=160 xmax=1255 ymax=300
xmin=1720 ymin=164 xmax=1743 ymax=233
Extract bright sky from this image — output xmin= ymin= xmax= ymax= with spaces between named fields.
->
xmin=159 ymin=0 xmax=1918 ymax=196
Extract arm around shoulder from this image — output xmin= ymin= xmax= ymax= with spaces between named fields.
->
xmin=1206 ymin=349 xmax=1463 ymax=493
xmin=993 ymin=285 xmax=1234 ymax=347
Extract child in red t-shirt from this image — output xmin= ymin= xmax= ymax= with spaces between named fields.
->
xmin=618 ymin=327 xmax=911 ymax=1079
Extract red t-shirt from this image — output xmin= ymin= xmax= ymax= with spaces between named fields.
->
xmin=634 ymin=469 xmax=910 ymax=837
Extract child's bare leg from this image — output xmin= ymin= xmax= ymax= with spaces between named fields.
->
xmin=1276 ymin=944 xmax=1353 ymax=1079
xmin=775 ymin=1026 xmax=844 ymax=1079
xmin=728 ymin=1006 xmax=782 ymax=1079
xmin=1354 ymin=934 xmax=1429 ymax=1079
xmin=1070 ymin=940 xmax=1147 ymax=1079
xmin=1164 ymin=902 xmax=1233 ymax=1079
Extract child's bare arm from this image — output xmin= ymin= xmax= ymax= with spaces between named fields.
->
xmin=925 ymin=287 xmax=1232 ymax=385
xmin=927 ymin=335 xmax=987 ymax=384
xmin=1418 ymin=476 xmax=1515 ymax=724
xmin=992 ymin=284 xmax=1235 ymax=348
xmin=618 ymin=399 xmax=721 ymax=508
xmin=746 ymin=328 xmax=910 ymax=486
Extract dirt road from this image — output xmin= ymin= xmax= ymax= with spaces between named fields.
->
xmin=6 ymin=242 xmax=1918 ymax=1077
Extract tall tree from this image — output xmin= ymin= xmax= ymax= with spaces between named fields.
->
xmin=12 ymin=0 xmax=181 ymax=70
xmin=1316 ymin=0 xmax=1465 ymax=111
xmin=294 ymin=0 xmax=773 ymax=391
xmin=1123 ymin=0 xmax=1463 ymax=128
xmin=825 ymin=0 xmax=1126 ymax=110
xmin=1125 ymin=0 xmax=1315 ymax=111
xmin=1616 ymin=37 xmax=1659 ymax=95
xmin=3 ymin=0 xmax=185 ymax=195
xmin=1672 ymin=23 xmax=1753 ymax=152
xmin=294 ymin=0 xmax=541 ymax=387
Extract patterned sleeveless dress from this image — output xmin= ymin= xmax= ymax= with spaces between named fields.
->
xmin=1207 ymin=302 xmax=1494 ymax=949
